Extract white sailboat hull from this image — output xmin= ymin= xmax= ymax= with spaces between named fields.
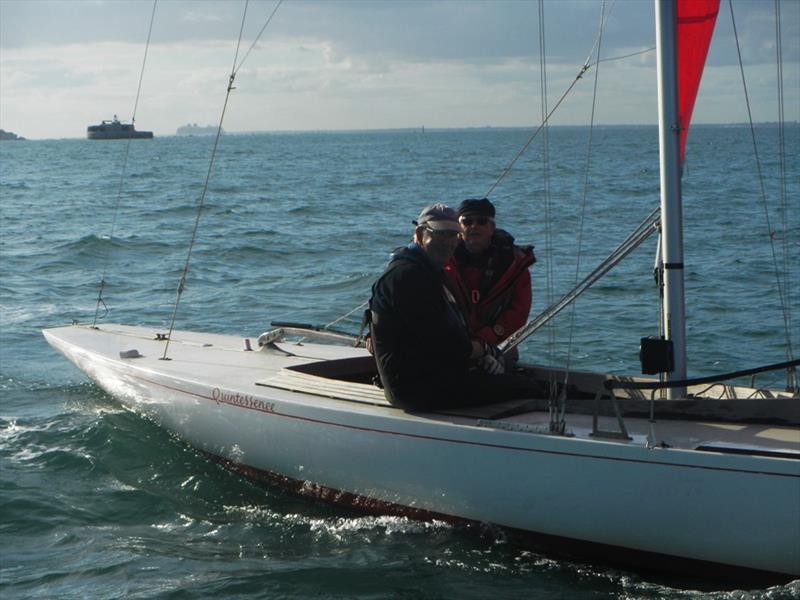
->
xmin=43 ymin=324 xmax=800 ymax=578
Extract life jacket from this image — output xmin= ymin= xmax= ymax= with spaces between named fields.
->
xmin=444 ymin=229 xmax=535 ymax=342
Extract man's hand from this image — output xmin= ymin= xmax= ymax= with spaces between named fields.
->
xmin=477 ymin=353 xmax=505 ymax=375
xmin=471 ymin=340 xmax=505 ymax=374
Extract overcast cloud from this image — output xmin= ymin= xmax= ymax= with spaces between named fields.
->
xmin=1 ymin=0 xmax=797 ymax=139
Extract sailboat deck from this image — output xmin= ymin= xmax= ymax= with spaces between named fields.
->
xmin=499 ymin=411 xmax=798 ymax=457
xmin=45 ymin=323 xmax=800 ymax=458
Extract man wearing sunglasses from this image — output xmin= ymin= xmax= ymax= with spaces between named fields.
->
xmin=368 ymin=203 xmax=505 ymax=410
xmin=444 ymin=198 xmax=535 ymax=364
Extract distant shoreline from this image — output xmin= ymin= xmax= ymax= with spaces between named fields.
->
xmin=9 ymin=122 xmax=797 ymax=142
xmin=0 ymin=129 xmax=26 ymax=141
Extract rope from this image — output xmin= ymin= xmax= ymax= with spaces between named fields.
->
xmin=604 ymin=358 xmax=800 ymax=392
xmin=161 ymin=0 xmax=283 ymax=359
xmin=323 ymin=300 xmax=368 ymax=331
xmin=92 ymin=0 xmax=158 ymax=327
xmin=290 ymin=300 xmax=368 ymax=346
xmin=727 ymin=0 xmax=795 ymax=383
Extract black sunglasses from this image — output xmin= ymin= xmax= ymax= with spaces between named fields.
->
xmin=459 ymin=216 xmax=493 ymax=227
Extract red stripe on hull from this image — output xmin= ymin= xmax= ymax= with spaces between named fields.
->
xmin=203 ymin=450 xmax=462 ymax=523
xmin=202 ymin=450 xmax=796 ymax=589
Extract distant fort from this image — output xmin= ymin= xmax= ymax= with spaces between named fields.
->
xmin=87 ymin=116 xmax=152 ymax=140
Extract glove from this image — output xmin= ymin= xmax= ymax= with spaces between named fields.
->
xmin=478 ymin=353 xmax=505 ymax=375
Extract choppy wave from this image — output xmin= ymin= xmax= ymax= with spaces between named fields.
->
xmin=0 ymin=180 xmax=31 ymax=190
xmin=54 ymin=233 xmax=176 ymax=256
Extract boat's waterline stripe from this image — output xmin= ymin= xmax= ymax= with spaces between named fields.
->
xmin=204 ymin=450 xmax=462 ymax=523
xmin=129 ymin=371 xmax=799 ymax=479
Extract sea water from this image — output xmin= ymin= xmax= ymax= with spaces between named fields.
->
xmin=1 ymin=126 xmax=798 ymax=599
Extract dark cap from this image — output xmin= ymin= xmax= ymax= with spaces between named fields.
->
xmin=457 ymin=198 xmax=495 ymax=218
xmin=413 ymin=203 xmax=460 ymax=231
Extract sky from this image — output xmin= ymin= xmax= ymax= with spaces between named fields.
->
xmin=1 ymin=0 xmax=798 ymax=140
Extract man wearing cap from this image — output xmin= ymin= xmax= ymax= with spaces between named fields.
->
xmin=444 ymin=198 xmax=535 ymax=360
xmin=368 ymin=203 xmax=501 ymax=410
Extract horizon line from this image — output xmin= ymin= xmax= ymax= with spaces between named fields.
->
xmin=3 ymin=121 xmax=798 ymax=142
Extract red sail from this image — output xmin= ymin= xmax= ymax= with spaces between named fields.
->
xmin=676 ymin=0 xmax=720 ymax=163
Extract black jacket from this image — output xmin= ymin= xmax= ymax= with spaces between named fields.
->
xmin=369 ymin=244 xmax=472 ymax=409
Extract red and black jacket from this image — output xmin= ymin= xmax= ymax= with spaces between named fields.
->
xmin=444 ymin=230 xmax=535 ymax=346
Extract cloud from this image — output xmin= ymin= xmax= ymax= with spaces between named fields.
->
xmin=1 ymin=0 xmax=797 ymax=139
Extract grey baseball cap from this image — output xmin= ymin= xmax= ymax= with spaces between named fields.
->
xmin=412 ymin=203 xmax=460 ymax=231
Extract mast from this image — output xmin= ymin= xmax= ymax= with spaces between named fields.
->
xmin=655 ymin=0 xmax=687 ymax=398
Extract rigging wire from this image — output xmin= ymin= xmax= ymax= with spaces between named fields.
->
xmin=161 ymin=0 xmax=283 ymax=360
xmin=234 ymin=0 xmax=284 ymax=75
xmin=536 ymin=0 xmax=559 ymax=428
xmin=483 ymin=68 xmax=583 ymax=200
xmin=727 ymin=0 xmax=796 ymax=386
xmin=483 ymin=1 xmax=623 ymax=199
xmin=774 ymin=0 xmax=794 ymax=390
xmin=559 ymin=0 xmax=609 ymax=410
xmin=597 ymin=47 xmax=655 ymax=65
xmin=92 ymin=0 xmax=158 ymax=327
